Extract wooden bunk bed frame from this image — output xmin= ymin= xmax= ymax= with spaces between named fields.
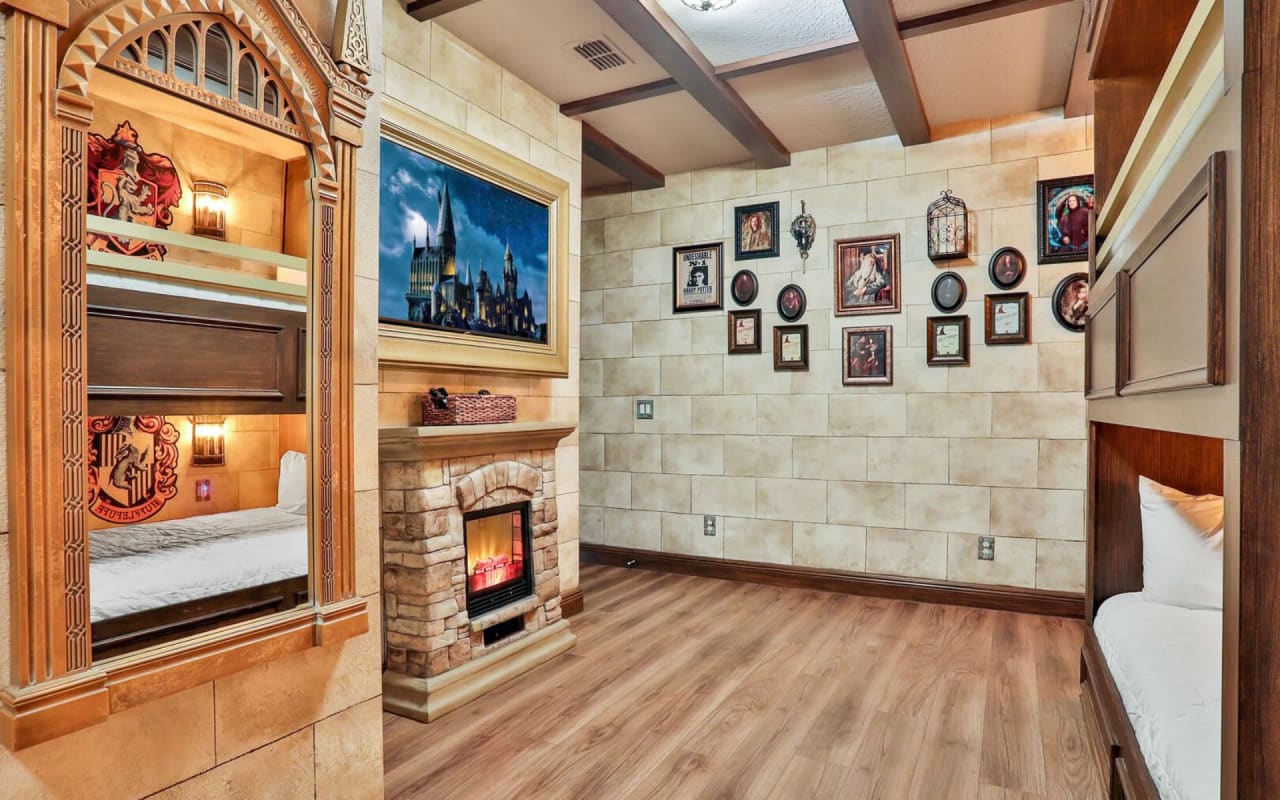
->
xmin=86 ymin=285 xmax=311 ymax=657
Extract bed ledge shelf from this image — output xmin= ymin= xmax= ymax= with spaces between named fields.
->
xmin=379 ymin=420 xmax=578 ymax=461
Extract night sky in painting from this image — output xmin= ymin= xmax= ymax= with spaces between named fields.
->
xmin=378 ymin=137 xmax=549 ymax=333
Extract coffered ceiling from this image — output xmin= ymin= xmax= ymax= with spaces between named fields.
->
xmin=434 ymin=0 xmax=1091 ymax=190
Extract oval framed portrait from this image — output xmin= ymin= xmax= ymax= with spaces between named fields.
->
xmin=1052 ymin=272 xmax=1089 ymax=332
xmin=777 ymin=283 xmax=807 ymax=322
xmin=931 ymin=271 xmax=967 ymax=313
xmin=988 ymin=247 xmax=1027 ymax=290
xmin=731 ymin=269 xmax=759 ymax=306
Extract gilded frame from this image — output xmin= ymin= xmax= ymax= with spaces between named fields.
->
xmin=1 ymin=0 xmax=370 ymax=750
xmin=378 ymin=100 xmax=571 ymax=378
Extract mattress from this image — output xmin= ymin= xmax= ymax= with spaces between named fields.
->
xmin=90 ymin=506 xmax=308 ymax=623
xmin=1094 ymin=592 xmax=1222 ymax=800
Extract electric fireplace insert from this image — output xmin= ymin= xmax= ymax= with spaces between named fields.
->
xmin=463 ymin=501 xmax=534 ymax=617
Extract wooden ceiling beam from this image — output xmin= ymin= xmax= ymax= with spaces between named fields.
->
xmin=1062 ymin=0 xmax=1095 ymax=117
xmin=401 ymin=0 xmax=482 ymax=22
xmin=898 ymin=0 xmax=1074 ymax=38
xmin=842 ymin=0 xmax=930 ymax=146
xmin=581 ymin=122 xmax=665 ymax=191
xmin=592 ymin=0 xmax=790 ymax=168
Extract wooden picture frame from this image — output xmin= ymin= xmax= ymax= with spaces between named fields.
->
xmin=1037 ymin=174 xmax=1095 ymax=264
xmin=773 ymin=325 xmax=809 ymax=371
xmin=985 ymin=292 xmax=1031 ymax=345
xmin=926 ymin=316 xmax=971 ymax=366
xmin=672 ymin=242 xmax=725 ymax=313
xmin=727 ymin=309 xmax=762 ymax=354
xmin=734 ymin=201 xmax=780 ymax=260
xmin=842 ymin=326 xmax=893 ymax=385
xmin=378 ymin=102 xmax=571 ymax=377
xmin=834 ymin=234 xmax=901 ymax=316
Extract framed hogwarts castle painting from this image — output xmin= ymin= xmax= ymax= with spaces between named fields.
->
xmin=378 ymin=101 xmax=570 ymax=376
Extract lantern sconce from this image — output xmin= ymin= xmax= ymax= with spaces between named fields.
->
xmin=190 ymin=415 xmax=227 ymax=467
xmin=790 ymin=200 xmax=816 ymax=266
xmin=192 ymin=180 xmax=229 ymax=240
xmin=927 ymin=189 xmax=969 ymax=262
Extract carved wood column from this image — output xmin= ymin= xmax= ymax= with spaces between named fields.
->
xmin=331 ymin=140 xmax=357 ymax=603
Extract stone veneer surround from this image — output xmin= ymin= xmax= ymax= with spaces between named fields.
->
xmin=381 ymin=451 xmax=564 ymax=679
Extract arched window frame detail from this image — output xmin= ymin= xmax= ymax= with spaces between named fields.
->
xmin=0 ymin=0 xmax=370 ymax=751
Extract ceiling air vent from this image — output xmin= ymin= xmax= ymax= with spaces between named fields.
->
xmin=568 ymin=36 xmax=633 ymax=72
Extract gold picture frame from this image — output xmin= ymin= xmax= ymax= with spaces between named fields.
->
xmin=378 ymin=99 xmax=571 ymax=377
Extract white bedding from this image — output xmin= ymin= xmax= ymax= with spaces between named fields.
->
xmin=1094 ymin=592 xmax=1222 ymax=800
xmin=90 ymin=506 xmax=308 ymax=623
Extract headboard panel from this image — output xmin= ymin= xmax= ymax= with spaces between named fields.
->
xmin=1089 ymin=421 xmax=1224 ymax=618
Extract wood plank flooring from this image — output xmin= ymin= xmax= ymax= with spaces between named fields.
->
xmin=383 ymin=564 xmax=1105 ymax=799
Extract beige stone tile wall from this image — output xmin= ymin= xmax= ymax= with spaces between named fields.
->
xmin=581 ymin=111 xmax=1092 ymax=593
xmin=375 ymin=0 xmax=583 ymax=595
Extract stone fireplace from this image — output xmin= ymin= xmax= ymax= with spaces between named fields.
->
xmin=379 ymin=421 xmax=577 ymax=722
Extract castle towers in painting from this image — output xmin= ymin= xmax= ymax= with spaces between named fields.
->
xmin=405 ymin=183 xmax=543 ymax=341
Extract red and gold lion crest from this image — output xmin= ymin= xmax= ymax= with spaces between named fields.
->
xmin=86 ymin=121 xmax=183 ymax=261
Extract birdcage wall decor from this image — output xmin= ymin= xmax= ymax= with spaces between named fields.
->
xmin=927 ymin=190 xmax=969 ymax=261
xmin=790 ymin=200 xmax=816 ymax=265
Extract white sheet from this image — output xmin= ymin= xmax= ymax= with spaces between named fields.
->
xmin=90 ymin=506 xmax=308 ymax=623
xmin=1094 ymin=592 xmax=1222 ymax=800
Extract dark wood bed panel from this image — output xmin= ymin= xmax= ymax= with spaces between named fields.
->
xmin=91 ymin=575 xmax=309 ymax=661
xmin=87 ymin=286 xmax=307 ymax=416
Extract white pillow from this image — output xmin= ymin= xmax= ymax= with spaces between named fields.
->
xmin=276 ymin=450 xmax=308 ymax=515
xmin=1139 ymin=475 xmax=1224 ymax=610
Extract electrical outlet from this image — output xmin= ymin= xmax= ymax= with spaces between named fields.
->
xmin=703 ymin=515 xmax=716 ymax=536
xmin=636 ymin=399 xmax=654 ymax=420
xmin=978 ymin=536 xmax=995 ymax=561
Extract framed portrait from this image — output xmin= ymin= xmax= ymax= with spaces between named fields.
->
xmin=777 ymin=283 xmax=807 ymax=322
xmin=926 ymin=316 xmax=970 ymax=366
xmin=985 ymin=292 xmax=1031 ymax=345
xmin=989 ymin=246 xmax=1026 ymax=290
xmin=378 ymin=102 xmax=570 ymax=376
xmin=731 ymin=269 xmax=759 ymax=306
xmin=1053 ymin=272 xmax=1089 ymax=332
xmin=727 ymin=309 xmax=762 ymax=354
xmin=734 ymin=201 xmax=780 ymax=260
xmin=842 ymin=326 xmax=893 ymax=386
xmin=672 ymin=242 xmax=724 ymax=313
xmin=1038 ymin=174 xmax=1095 ymax=264
xmin=834 ymin=234 xmax=901 ymax=316
xmin=773 ymin=325 xmax=809 ymax=371
xmin=931 ymin=271 xmax=967 ymax=313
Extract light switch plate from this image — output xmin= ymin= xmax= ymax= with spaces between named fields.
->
xmin=636 ymin=399 xmax=654 ymax=420
xmin=978 ymin=536 xmax=995 ymax=561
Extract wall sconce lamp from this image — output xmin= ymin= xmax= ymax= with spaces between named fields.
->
xmin=192 ymin=180 xmax=229 ymax=240
xmin=191 ymin=415 xmax=227 ymax=466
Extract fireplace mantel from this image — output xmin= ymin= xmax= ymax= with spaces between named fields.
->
xmin=379 ymin=420 xmax=577 ymax=461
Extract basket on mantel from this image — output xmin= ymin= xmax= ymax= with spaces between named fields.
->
xmin=421 ymin=393 xmax=516 ymax=426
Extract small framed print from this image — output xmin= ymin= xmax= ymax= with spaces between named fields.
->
xmin=773 ymin=324 xmax=809 ymax=371
xmin=842 ymin=326 xmax=893 ymax=385
xmin=988 ymin=246 xmax=1026 ymax=290
xmin=777 ymin=283 xmax=807 ymax=322
xmin=931 ymin=271 xmax=967 ymax=313
xmin=728 ymin=309 xmax=762 ymax=354
xmin=731 ymin=269 xmax=759 ymax=305
xmin=926 ymin=315 xmax=970 ymax=366
xmin=672 ymin=243 xmax=724 ymax=313
xmin=1038 ymin=174 xmax=1095 ymax=264
xmin=735 ymin=201 xmax=780 ymax=260
xmin=1052 ymin=272 xmax=1089 ymax=332
xmin=985 ymin=292 xmax=1031 ymax=345
xmin=834 ymin=234 xmax=901 ymax=316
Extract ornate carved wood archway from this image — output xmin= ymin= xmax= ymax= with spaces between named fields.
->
xmin=2 ymin=0 xmax=369 ymax=750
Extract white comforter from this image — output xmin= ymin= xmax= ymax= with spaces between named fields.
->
xmin=90 ymin=506 xmax=308 ymax=623
xmin=1094 ymin=592 xmax=1222 ymax=800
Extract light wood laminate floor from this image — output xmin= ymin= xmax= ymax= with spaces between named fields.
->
xmin=383 ymin=564 xmax=1105 ymax=799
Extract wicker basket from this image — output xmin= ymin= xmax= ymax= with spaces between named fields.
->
xmin=421 ymin=393 xmax=517 ymax=426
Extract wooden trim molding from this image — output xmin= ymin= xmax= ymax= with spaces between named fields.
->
xmin=2 ymin=0 xmax=370 ymax=750
xmin=1116 ymin=151 xmax=1227 ymax=397
xmin=561 ymin=589 xmax=584 ymax=618
xmin=1080 ymin=627 xmax=1162 ymax=799
xmin=378 ymin=420 xmax=578 ymax=462
xmin=843 ymin=0 xmax=931 ymax=145
xmin=581 ymin=544 xmax=1085 ymax=618
xmin=581 ymin=122 xmax=664 ymax=191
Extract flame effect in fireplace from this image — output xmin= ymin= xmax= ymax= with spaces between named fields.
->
xmin=465 ymin=510 xmax=524 ymax=593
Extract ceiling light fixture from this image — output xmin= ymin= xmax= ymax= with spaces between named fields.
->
xmin=681 ymin=0 xmax=736 ymax=10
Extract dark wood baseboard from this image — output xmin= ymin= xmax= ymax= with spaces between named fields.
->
xmin=561 ymin=588 xmax=584 ymax=618
xmin=581 ymin=544 xmax=1085 ymax=618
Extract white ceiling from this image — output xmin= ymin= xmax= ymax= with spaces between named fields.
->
xmin=653 ymin=0 xmax=856 ymax=67
xmin=581 ymin=90 xmax=754 ymax=176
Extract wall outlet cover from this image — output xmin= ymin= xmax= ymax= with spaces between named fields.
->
xmin=978 ymin=536 xmax=995 ymax=561
xmin=703 ymin=515 xmax=716 ymax=536
xmin=636 ymin=399 xmax=654 ymax=420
